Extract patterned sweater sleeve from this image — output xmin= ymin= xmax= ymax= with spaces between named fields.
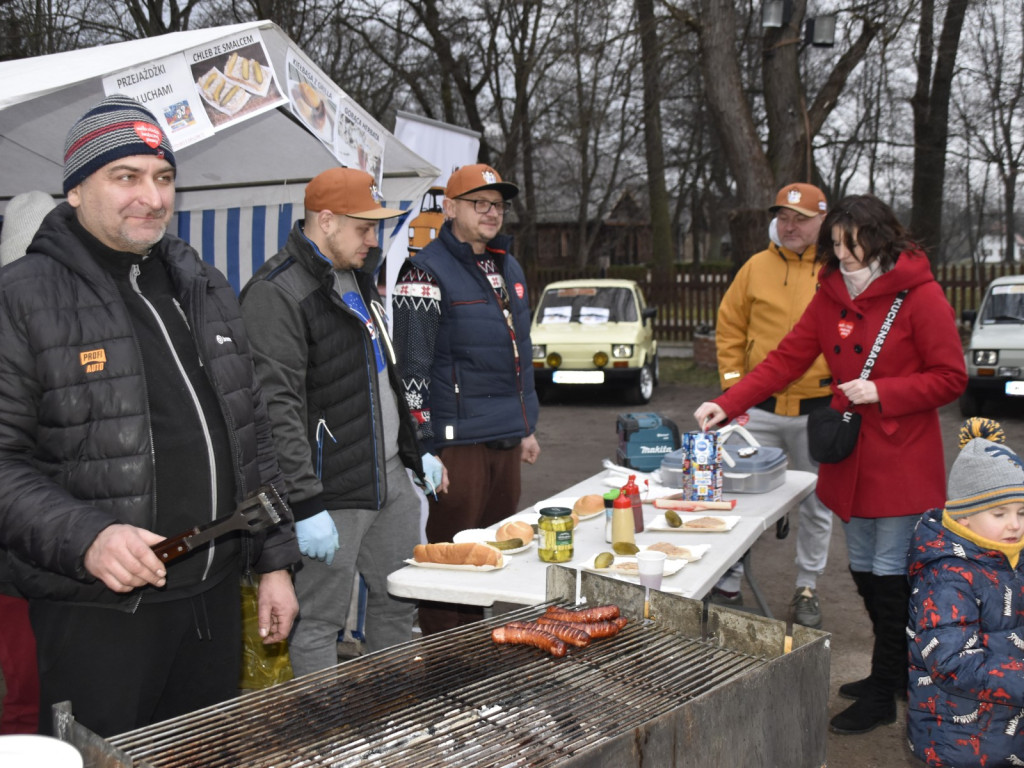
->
xmin=393 ymin=264 xmax=442 ymax=451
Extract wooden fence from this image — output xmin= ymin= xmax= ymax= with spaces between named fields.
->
xmin=525 ymin=262 xmax=1024 ymax=343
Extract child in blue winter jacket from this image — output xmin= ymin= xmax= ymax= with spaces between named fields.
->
xmin=907 ymin=419 xmax=1024 ymax=767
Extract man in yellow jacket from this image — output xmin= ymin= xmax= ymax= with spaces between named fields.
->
xmin=710 ymin=183 xmax=833 ymax=628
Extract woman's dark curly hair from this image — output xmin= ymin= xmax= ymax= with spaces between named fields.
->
xmin=816 ymin=194 xmax=917 ymax=275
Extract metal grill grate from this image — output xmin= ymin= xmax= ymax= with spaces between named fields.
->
xmin=105 ymin=603 xmax=768 ymax=768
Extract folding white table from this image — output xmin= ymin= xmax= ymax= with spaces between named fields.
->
xmin=388 ymin=469 xmax=817 ymax=617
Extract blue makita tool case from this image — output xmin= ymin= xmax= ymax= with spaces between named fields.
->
xmin=615 ymin=412 xmax=681 ymax=472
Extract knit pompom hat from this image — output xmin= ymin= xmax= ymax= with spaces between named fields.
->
xmin=1 ymin=190 xmax=56 ymax=266
xmin=63 ymin=94 xmax=175 ymax=194
xmin=946 ymin=427 xmax=1024 ymax=520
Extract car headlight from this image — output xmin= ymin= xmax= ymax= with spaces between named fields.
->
xmin=611 ymin=344 xmax=633 ymax=358
xmin=973 ymin=350 xmax=998 ymax=366
xmin=593 ymin=351 xmax=609 ymax=367
xmin=532 ymin=344 xmax=546 ymax=359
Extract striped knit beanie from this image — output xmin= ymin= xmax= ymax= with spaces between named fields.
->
xmin=63 ymin=94 xmax=175 ymax=194
xmin=945 ymin=435 xmax=1024 ymax=519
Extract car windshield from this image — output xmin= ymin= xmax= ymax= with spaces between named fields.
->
xmin=536 ymin=286 xmax=638 ymax=325
xmin=981 ymin=284 xmax=1024 ymax=324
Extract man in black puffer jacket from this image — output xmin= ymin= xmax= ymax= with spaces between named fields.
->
xmin=241 ymin=168 xmax=446 ymax=674
xmin=0 ymin=95 xmax=299 ymax=738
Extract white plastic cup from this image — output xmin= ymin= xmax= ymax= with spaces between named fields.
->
xmin=636 ymin=550 xmax=667 ymax=590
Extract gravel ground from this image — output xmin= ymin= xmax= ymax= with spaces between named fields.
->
xmin=517 ymin=379 xmax=1024 ymax=768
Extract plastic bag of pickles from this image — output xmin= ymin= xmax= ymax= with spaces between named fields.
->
xmin=239 ymin=572 xmax=293 ymax=689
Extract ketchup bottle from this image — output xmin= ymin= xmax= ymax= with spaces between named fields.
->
xmin=622 ymin=474 xmax=644 ymax=533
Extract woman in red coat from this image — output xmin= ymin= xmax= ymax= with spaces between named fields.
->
xmin=695 ymin=194 xmax=966 ymax=735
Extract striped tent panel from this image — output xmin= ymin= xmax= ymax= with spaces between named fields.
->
xmin=173 ymin=199 xmax=415 ymax=294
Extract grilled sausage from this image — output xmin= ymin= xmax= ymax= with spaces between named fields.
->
xmin=506 ymin=620 xmax=591 ymax=648
xmin=536 ymin=616 xmax=626 ymax=639
xmin=543 ymin=604 xmax=620 ymax=623
xmin=491 ymin=625 xmax=567 ymax=657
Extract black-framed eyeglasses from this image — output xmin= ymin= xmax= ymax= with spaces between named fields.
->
xmin=460 ymin=198 xmax=512 ymax=215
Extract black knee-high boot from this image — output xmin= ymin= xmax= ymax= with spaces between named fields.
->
xmin=830 ymin=574 xmax=909 ymax=734
xmin=838 ymin=570 xmax=899 ymax=700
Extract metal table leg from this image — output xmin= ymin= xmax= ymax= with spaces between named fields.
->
xmin=742 ymin=548 xmax=774 ymax=619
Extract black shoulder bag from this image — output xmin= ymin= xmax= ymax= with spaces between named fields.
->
xmin=807 ymin=290 xmax=908 ymax=464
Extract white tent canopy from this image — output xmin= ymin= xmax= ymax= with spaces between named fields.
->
xmin=0 ymin=21 xmax=439 ymax=289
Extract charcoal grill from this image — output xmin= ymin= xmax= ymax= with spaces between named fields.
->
xmin=56 ymin=566 xmax=829 ymax=767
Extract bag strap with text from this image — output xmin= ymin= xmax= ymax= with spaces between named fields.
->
xmin=838 ymin=289 xmax=908 ymax=418
xmin=856 ymin=289 xmax=909 ymax=382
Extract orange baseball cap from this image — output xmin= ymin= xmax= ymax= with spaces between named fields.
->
xmin=304 ymin=168 xmax=403 ymax=220
xmin=771 ymin=183 xmax=827 ymax=217
xmin=445 ymin=163 xmax=519 ymax=200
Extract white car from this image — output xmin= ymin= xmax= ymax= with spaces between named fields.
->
xmin=960 ymin=274 xmax=1024 ymax=416
xmin=530 ymin=278 xmax=658 ymax=403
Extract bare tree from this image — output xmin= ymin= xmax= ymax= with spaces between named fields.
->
xmin=635 ymin=0 xmax=673 ymax=277
xmin=671 ymin=0 xmax=887 ymax=267
xmin=909 ymin=0 xmax=969 ymax=260
xmin=538 ymin=1 xmax=643 ymax=268
xmin=952 ymin=0 xmax=1024 ymax=264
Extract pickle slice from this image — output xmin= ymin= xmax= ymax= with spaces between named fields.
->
xmin=487 ymin=538 xmax=524 ymax=550
xmin=664 ymin=510 xmax=683 ymax=528
xmin=593 ymin=552 xmax=615 ymax=569
xmin=612 ymin=541 xmax=639 ymax=555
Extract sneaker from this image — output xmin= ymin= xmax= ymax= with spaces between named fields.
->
xmin=709 ymin=587 xmax=743 ymax=606
xmin=792 ymin=586 xmax=822 ymax=628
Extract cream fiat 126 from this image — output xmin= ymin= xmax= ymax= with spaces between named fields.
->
xmin=531 ymin=278 xmax=658 ymax=403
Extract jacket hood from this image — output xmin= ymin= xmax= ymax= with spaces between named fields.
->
xmin=909 ymin=508 xmax=1019 ymax=576
xmin=819 ymin=249 xmax=934 ymax=307
xmin=26 ymin=202 xmax=207 ymax=293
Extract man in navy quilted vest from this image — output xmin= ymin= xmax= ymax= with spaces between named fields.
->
xmin=394 ymin=163 xmax=541 ymax=635
xmin=0 ymin=94 xmax=299 ymax=737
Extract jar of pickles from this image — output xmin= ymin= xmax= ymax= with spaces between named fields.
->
xmin=537 ymin=506 xmax=574 ymax=562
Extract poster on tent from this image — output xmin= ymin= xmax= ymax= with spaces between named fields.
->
xmin=336 ymin=98 xmax=385 ymax=187
xmin=284 ymin=48 xmax=340 ymax=149
xmin=103 ymin=54 xmax=214 ymax=150
xmin=184 ymin=30 xmax=285 ymax=131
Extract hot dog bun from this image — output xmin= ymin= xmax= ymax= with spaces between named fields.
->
xmin=573 ymin=494 xmax=605 ymax=518
xmin=413 ymin=542 xmax=503 ymax=567
xmin=495 ymin=520 xmax=534 ymax=544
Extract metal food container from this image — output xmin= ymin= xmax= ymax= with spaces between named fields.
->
xmin=55 ymin=566 xmax=829 ymax=767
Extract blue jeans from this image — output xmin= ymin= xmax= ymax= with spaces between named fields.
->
xmin=843 ymin=515 xmax=919 ymax=576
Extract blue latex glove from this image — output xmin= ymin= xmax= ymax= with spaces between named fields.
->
xmin=420 ymin=453 xmax=444 ymax=497
xmin=295 ymin=510 xmax=339 ymax=565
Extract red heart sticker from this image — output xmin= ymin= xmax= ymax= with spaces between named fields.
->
xmin=837 ymin=320 xmax=854 ymax=339
xmin=134 ymin=122 xmax=164 ymax=149
xmin=514 ymin=282 xmax=525 ymax=299
xmin=735 ymin=413 xmax=750 ymax=426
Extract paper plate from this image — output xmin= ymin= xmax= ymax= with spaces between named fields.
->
xmin=640 ymin=542 xmax=711 ymax=562
xmin=579 ymin=552 xmax=686 ymax=579
xmin=403 ymin=557 xmax=509 ymax=572
xmin=0 ymin=735 xmax=83 ymax=768
xmin=454 ymin=527 xmax=533 ymax=555
xmin=647 ymin=514 xmax=740 ymax=532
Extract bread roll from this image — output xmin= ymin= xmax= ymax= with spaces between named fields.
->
xmin=413 ymin=542 xmax=503 ymax=567
xmin=495 ymin=520 xmax=534 ymax=544
xmin=573 ymin=494 xmax=605 ymax=518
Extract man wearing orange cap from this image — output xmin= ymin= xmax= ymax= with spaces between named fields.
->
xmin=393 ymin=164 xmax=540 ymax=635
xmin=710 ymin=182 xmax=833 ymax=629
xmin=241 ymin=168 xmax=447 ymax=673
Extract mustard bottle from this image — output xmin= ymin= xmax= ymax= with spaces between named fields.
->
xmin=611 ymin=494 xmax=635 ymax=548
